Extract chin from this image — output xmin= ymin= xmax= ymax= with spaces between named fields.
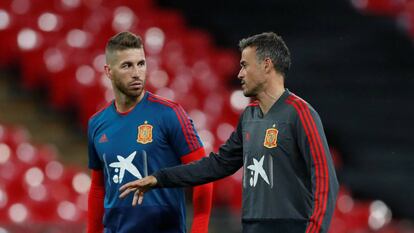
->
xmin=127 ymin=90 xmax=143 ymax=98
xmin=243 ymin=90 xmax=253 ymax=97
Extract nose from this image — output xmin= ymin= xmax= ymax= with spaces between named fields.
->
xmin=132 ymin=65 xmax=141 ymax=79
xmin=237 ymin=68 xmax=244 ymax=80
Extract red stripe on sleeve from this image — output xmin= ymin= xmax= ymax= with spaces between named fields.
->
xmin=149 ymin=94 xmax=201 ymax=149
xmin=286 ymin=95 xmax=329 ymax=233
xmin=180 ymin=147 xmax=206 ymax=164
xmin=286 ymin=97 xmax=321 ymax=233
xmin=172 ymin=105 xmax=197 ymax=151
xmin=148 ymin=94 xmax=202 ymax=150
xmin=175 ymin=105 xmax=201 ymax=150
xmin=148 ymin=96 xmax=196 ymax=151
xmin=295 ymin=99 xmax=328 ymax=233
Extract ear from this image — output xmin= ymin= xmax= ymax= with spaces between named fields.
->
xmin=104 ymin=64 xmax=112 ymax=80
xmin=263 ymin=58 xmax=273 ymax=74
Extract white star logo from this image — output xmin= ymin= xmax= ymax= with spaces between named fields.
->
xmin=247 ymin=155 xmax=270 ymax=187
xmin=109 ymin=151 xmax=142 ymax=184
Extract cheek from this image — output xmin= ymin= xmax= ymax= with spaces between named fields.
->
xmin=245 ymin=69 xmax=255 ymax=81
xmin=113 ymin=72 xmax=128 ymax=83
xmin=139 ymin=68 xmax=147 ymax=79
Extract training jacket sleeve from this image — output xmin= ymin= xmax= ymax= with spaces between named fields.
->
xmin=153 ymin=116 xmax=245 ymax=188
xmin=294 ymin=104 xmax=339 ymax=233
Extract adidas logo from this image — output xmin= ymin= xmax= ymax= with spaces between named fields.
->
xmin=99 ymin=134 xmax=108 ymax=143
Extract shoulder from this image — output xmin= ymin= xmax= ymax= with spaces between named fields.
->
xmin=242 ymin=100 xmax=260 ymax=116
xmin=88 ymin=101 xmax=113 ymax=127
xmin=147 ymin=92 xmax=188 ymax=117
xmin=284 ymin=92 xmax=319 ymax=119
xmin=147 ymin=93 xmax=181 ymax=108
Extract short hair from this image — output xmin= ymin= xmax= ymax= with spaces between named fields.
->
xmin=105 ymin=31 xmax=143 ymax=63
xmin=239 ymin=32 xmax=291 ymax=77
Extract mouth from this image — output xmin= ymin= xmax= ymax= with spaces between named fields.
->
xmin=241 ymin=80 xmax=246 ymax=88
xmin=129 ymin=81 xmax=143 ymax=89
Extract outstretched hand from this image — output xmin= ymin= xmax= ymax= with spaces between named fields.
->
xmin=118 ymin=175 xmax=158 ymax=206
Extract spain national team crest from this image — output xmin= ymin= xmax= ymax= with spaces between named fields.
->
xmin=137 ymin=121 xmax=153 ymax=144
xmin=263 ymin=124 xmax=278 ymax=148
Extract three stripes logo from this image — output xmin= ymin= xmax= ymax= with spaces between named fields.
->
xmin=99 ymin=133 xmax=108 ymax=143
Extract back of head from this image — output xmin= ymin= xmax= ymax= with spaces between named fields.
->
xmin=105 ymin=31 xmax=143 ymax=64
xmin=239 ymin=32 xmax=291 ymax=77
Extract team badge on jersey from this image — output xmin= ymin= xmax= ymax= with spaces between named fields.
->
xmin=263 ymin=124 xmax=278 ymax=148
xmin=137 ymin=121 xmax=153 ymax=144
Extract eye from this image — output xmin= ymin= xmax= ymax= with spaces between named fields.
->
xmin=121 ymin=63 xmax=131 ymax=69
xmin=138 ymin=60 xmax=146 ymax=67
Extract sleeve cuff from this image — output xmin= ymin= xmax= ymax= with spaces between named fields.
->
xmin=152 ymin=170 xmax=166 ymax=188
xmin=180 ymin=147 xmax=206 ymax=164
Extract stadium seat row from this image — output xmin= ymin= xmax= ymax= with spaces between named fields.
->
xmin=351 ymin=0 xmax=414 ymax=38
xmin=1 ymin=0 xmax=414 ymax=232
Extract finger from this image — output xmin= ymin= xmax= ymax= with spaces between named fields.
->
xmin=119 ymin=181 xmax=137 ymax=192
xmin=132 ymin=189 xmax=139 ymax=206
xmin=138 ymin=191 xmax=145 ymax=205
xmin=119 ymin=187 xmax=137 ymax=199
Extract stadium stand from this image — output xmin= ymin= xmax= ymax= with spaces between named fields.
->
xmin=1 ymin=0 xmax=414 ymax=232
xmin=0 ymin=123 xmax=89 ymax=232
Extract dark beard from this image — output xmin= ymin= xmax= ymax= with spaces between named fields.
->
xmin=114 ymin=79 xmax=144 ymax=98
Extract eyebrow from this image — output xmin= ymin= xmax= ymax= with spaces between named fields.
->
xmin=120 ymin=59 xmax=145 ymax=65
xmin=120 ymin=61 xmax=132 ymax=66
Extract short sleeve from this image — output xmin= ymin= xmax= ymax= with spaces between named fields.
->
xmin=88 ymin=120 xmax=102 ymax=169
xmin=165 ymin=104 xmax=204 ymax=159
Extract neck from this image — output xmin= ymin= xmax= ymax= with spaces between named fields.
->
xmin=256 ymin=75 xmax=285 ymax=115
xmin=115 ymin=91 xmax=145 ymax=113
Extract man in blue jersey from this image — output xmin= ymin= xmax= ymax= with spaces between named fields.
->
xmin=119 ymin=32 xmax=339 ymax=233
xmin=87 ymin=31 xmax=213 ymax=233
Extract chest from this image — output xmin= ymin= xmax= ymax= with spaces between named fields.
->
xmin=94 ymin=113 xmax=183 ymax=184
xmin=242 ymin=117 xmax=293 ymax=155
xmin=98 ymin=117 xmax=166 ymax=150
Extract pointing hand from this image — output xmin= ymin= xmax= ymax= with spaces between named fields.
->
xmin=118 ymin=175 xmax=158 ymax=206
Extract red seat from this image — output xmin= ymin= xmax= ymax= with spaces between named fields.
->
xmin=353 ymin=0 xmax=404 ymax=16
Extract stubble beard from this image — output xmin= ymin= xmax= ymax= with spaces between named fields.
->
xmin=114 ymin=79 xmax=145 ymax=99
xmin=243 ymin=84 xmax=260 ymax=98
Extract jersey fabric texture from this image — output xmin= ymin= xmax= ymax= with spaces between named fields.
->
xmin=88 ymin=91 xmax=204 ymax=233
xmin=154 ymin=89 xmax=339 ymax=233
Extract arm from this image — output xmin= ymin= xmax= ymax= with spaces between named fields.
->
xmin=119 ymin=115 xmax=245 ymax=205
xmin=154 ymin=118 xmax=244 ymax=188
xmin=87 ymin=119 xmax=105 ymax=233
xmin=87 ymin=169 xmax=105 ymax=233
xmin=181 ymin=148 xmax=213 ymax=233
xmin=289 ymin=99 xmax=339 ymax=233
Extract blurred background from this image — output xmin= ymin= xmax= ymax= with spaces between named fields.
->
xmin=0 ymin=0 xmax=414 ymax=232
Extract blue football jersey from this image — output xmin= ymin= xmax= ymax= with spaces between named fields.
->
xmin=87 ymin=91 xmax=204 ymax=233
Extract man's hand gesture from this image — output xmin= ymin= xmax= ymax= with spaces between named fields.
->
xmin=118 ymin=175 xmax=158 ymax=206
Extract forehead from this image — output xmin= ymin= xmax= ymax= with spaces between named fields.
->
xmin=112 ymin=48 xmax=145 ymax=63
xmin=241 ymin=46 xmax=257 ymax=61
